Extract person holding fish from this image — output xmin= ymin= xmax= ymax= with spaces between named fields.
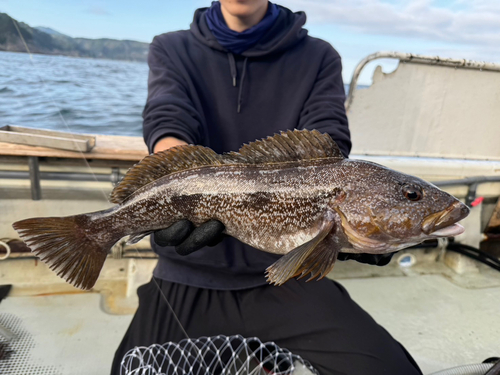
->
xmin=108 ymin=1 xmax=426 ymax=374
xmin=11 ymin=0 xmax=466 ymax=374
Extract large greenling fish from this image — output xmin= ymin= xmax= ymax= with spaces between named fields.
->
xmin=13 ymin=130 xmax=469 ymax=290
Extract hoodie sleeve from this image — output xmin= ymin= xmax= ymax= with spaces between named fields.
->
xmin=297 ymin=48 xmax=351 ymax=158
xmin=142 ymin=36 xmax=204 ymax=153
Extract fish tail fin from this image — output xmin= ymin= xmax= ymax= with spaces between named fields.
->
xmin=12 ymin=215 xmax=113 ymax=290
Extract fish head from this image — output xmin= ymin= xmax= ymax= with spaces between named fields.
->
xmin=333 ymin=161 xmax=469 ymax=253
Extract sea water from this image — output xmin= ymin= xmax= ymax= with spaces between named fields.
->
xmin=0 ymin=51 xmax=148 ymax=136
xmin=0 ymin=51 xmax=353 ymax=137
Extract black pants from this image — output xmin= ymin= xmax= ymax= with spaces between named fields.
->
xmin=111 ymin=277 xmax=422 ymax=375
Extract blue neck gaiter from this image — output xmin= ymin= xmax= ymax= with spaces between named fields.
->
xmin=205 ymin=1 xmax=280 ymax=55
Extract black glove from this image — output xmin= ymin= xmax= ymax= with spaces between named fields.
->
xmin=337 ymin=252 xmax=396 ymax=266
xmin=154 ymin=220 xmax=225 ymax=256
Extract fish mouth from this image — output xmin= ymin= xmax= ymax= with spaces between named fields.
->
xmin=428 ymin=223 xmax=465 ymax=237
xmin=422 ymin=201 xmax=469 ymax=237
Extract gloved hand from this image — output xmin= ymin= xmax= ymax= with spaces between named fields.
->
xmin=337 ymin=252 xmax=395 ymax=266
xmin=154 ymin=220 xmax=225 ymax=256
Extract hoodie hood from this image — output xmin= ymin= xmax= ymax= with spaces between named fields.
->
xmin=190 ymin=5 xmax=308 ymax=57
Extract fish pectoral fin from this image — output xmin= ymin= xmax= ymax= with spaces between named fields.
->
xmin=266 ymin=213 xmax=336 ymax=286
xmin=296 ymin=236 xmax=341 ymax=282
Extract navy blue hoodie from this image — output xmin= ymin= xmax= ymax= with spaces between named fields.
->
xmin=143 ymin=5 xmax=351 ymax=289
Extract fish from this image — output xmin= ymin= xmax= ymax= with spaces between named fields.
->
xmin=12 ymin=129 xmax=469 ymax=290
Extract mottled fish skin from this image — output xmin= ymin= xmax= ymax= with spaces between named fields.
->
xmin=91 ymin=160 xmax=344 ymax=255
xmin=89 ymin=157 xmax=465 ymax=256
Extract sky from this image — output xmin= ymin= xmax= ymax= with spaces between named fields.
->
xmin=1 ymin=0 xmax=499 ymax=85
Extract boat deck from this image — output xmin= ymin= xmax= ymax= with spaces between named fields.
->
xmin=1 ymin=259 xmax=499 ymax=375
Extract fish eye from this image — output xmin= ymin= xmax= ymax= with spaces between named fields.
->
xmin=403 ymin=185 xmax=423 ymax=201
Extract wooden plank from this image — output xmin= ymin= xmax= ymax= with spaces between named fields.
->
xmin=0 ymin=134 xmax=148 ymax=162
xmin=0 ymin=126 xmax=96 ymax=152
xmin=0 ymin=131 xmax=90 ymax=152
xmin=0 ymin=126 xmax=97 ymax=143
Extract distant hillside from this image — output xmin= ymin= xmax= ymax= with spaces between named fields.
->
xmin=34 ymin=26 xmax=66 ymax=36
xmin=0 ymin=13 xmax=149 ymax=62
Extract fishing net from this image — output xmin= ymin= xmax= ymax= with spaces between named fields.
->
xmin=120 ymin=335 xmax=319 ymax=375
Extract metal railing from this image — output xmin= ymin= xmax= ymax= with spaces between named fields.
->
xmin=0 ymin=157 xmax=123 ymax=200
xmin=345 ymin=51 xmax=500 ymax=111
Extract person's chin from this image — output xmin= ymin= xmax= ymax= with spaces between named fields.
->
xmin=228 ymin=8 xmax=260 ymax=18
xmin=222 ymin=0 xmax=268 ymax=18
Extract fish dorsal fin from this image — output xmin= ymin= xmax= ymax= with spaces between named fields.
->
xmin=110 ymin=130 xmax=343 ymax=204
xmin=110 ymin=145 xmax=224 ymax=204
xmin=232 ymin=129 xmax=344 ymax=164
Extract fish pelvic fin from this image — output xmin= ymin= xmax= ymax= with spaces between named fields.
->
xmin=266 ymin=211 xmax=338 ymax=286
xmin=12 ymin=215 xmax=113 ymax=290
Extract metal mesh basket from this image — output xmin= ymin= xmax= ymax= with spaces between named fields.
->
xmin=120 ymin=335 xmax=319 ymax=375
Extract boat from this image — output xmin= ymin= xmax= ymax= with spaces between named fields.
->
xmin=0 ymin=52 xmax=499 ymax=375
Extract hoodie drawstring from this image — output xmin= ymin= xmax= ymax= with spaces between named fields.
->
xmin=227 ymin=53 xmax=237 ymax=87
xmin=227 ymin=53 xmax=248 ymax=113
xmin=237 ymin=57 xmax=248 ymax=113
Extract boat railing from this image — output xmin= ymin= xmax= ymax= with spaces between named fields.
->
xmin=346 ymin=51 xmax=500 ymax=110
